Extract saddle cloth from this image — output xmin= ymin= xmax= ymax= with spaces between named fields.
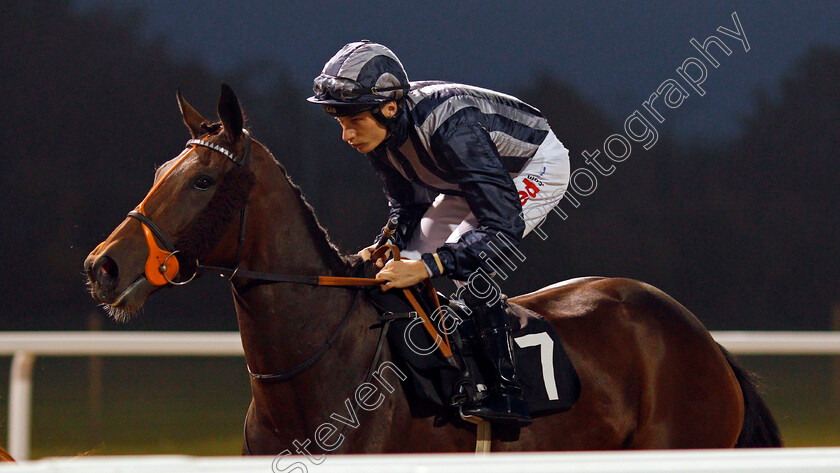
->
xmin=366 ymin=280 xmax=580 ymax=418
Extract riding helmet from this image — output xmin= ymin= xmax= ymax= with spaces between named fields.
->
xmin=307 ymin=40 xmax=409 ymax=117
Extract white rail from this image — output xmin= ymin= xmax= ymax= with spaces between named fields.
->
xmin=0 ymin=332 xmax=244 ymax=356
xmin=3 ymin=449 xmax=840 ymax=472
xmin=0 ymin=332 xmax=244 ymax=460
xmin=712 ymin=331 xmax=840 ymax=355
xmin=2 ymin=331 xmax=840 ymax=460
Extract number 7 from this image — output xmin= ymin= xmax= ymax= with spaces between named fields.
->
xmin=514 ymin=332 xmax=559 ymax=401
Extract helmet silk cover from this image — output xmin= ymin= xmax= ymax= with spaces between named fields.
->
xmin=308 ymin=40 xmax=409 ymax=115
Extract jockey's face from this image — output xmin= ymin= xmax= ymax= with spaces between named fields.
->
xmin=335 ymin=102 xmax=397 ymax=154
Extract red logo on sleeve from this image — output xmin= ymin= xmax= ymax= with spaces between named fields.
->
xmin=519 ymin=176 xmax=542 ymax=206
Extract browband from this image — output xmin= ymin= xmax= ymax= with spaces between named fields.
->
xmin=186 ymin=129 xmax=251 ymax=166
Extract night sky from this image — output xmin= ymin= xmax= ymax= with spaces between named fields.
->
xmin=1 ymin=0 xmax=833 ymax=332
xmin=73 ymin=0 xmax=840 ymax=140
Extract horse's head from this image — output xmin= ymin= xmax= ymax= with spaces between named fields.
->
xmin=85 ymin=84 xmax=256 ymax=321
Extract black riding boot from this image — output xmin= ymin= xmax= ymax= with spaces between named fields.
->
xmin=461 ymin=299 xmax=532 ymax=425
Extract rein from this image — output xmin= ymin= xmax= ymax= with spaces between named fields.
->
xmin=195 ymin=264 xmax=382 ymax=287
xmin=246 ymin=289 xmax=364 ymax=382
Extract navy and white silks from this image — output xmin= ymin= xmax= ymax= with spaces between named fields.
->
xmin=368 ymin=81 xmax=570 ymax=280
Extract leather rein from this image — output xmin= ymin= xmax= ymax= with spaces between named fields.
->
xmin=125 ymin=129 xmax=387 ymax=383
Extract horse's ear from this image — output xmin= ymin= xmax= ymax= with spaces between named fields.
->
xmin=177 ymin=89 xmax=207 ymax=138
xmin=218 ymin=83 xmax=243 ymax=142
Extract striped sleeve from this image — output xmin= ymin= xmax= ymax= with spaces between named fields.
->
xmin=429 ymin=123 xmax=526 ymax=279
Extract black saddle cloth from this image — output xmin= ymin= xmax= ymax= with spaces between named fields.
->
xmin=361 ymin=263 xmax=580 ymax=418
xmin=506 ymin=303 xmax=581 ymax=415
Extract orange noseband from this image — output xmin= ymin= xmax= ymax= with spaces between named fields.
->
xmin=131 ymin=144 xmax=197 ymax=286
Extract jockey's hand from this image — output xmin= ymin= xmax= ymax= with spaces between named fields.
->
xmin=377 ymin=259 xmax=429 ymax=291
xmin=357 ymin=243 xmax=389 ymax=268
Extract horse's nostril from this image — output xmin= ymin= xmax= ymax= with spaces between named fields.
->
xmin=100 ymin=257 xmax=117 ymax=277
xmin=93 ymin=255 xmax=119 ymax=287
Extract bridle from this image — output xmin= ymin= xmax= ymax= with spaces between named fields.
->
xmin=127 ymin=130 xmax=251 ymax=286
xmin=125 ymin=128 xmax=385 ymax=377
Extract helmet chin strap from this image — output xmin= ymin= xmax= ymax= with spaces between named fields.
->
xmin=371 ymin=102 xmax=403 ymax=133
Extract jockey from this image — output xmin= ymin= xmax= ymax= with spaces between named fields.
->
xmin=307 ymin=41 xmax=570 ymax=425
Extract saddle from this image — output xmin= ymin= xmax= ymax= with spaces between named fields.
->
xmin=359 ymin=259 xmax=581 ymax=422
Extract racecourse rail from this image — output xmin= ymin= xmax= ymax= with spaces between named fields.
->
xmin=1 ymin=331 xmax=840 ymax=461
xmin=2 ymin=449 xmax=840 ymax=472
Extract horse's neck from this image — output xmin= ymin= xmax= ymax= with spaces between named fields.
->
xmin=232 ymin=161 xmax=385 ymax=441
xmin=241 ymin=164 xmax=344 ymax=276
xmin=234 ymin=160 xmax=350 ymax=361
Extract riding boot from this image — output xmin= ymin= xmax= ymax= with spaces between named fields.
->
xmin=460 ymin=298 xmax=532 ymax=425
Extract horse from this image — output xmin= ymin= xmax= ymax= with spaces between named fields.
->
xmin=85 ymin=84 xmax=781 ymax=455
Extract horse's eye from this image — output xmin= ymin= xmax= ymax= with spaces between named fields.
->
xmin=193 ymin=175 xmax=216 ymax=191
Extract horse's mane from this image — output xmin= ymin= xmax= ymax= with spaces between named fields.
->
xmin=268 ymin=152 xmax=360 ymax=274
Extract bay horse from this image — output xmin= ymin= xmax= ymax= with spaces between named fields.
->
xmin=84 ymin=84 xmax=781 ymax=454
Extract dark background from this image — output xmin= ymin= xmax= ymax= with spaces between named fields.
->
xmin=1 ymin=0 xmax=838 ymax=333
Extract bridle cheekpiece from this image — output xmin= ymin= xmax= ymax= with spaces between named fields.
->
xmin=127 ymin=130 xmax=251 ymax=286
